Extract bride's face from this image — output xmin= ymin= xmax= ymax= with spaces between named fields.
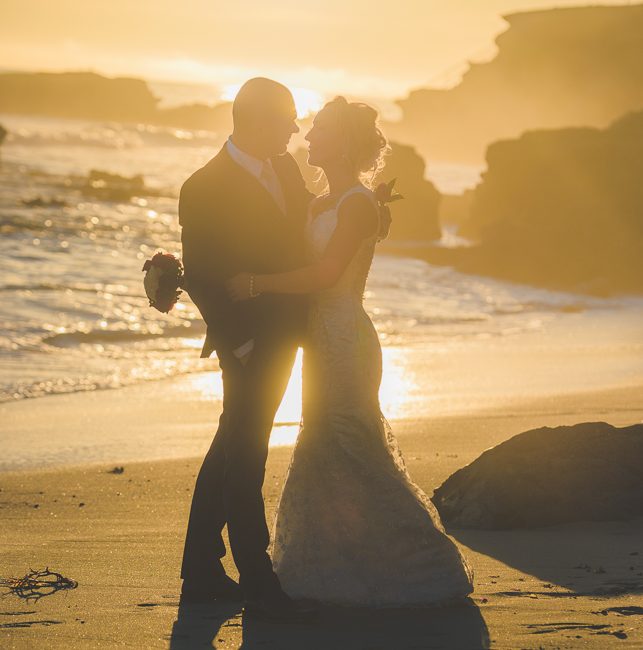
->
xmin=305 ymin=107 xmax=343 ymax=169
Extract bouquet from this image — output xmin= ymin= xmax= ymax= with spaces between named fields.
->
xmin=142 ymin=251 xmax=184 ymax=313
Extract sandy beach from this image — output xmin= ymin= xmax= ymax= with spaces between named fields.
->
xmin=3 ymin=5 xmax=643 ymax=645
xmin=1 ymin=381 xmax=642 ymax=649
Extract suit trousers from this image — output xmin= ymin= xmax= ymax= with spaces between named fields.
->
xmin=180 ymin=335 xmax=298 ymax=598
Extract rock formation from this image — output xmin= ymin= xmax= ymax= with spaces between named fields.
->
xmin=432 ymin=422 xmax=643 ymax=529
xmin=447 ymin=110 xmax=643 ymax=294
xmin=375 ymin=143 xmax=441 ymax=242
xmin=0 ymin=71 xmax=232 ymax=133
xmin=389 ymin=5 xmax=643 ymax=164
xmin=0 ymin=72 xmax=158 ymax=122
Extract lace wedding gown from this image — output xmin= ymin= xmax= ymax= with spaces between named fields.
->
xmin=272 ymin=185 xmax=474 ymax=606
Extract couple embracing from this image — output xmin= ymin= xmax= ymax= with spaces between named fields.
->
xmin=178 ymin=77 xmax=473 ymax=620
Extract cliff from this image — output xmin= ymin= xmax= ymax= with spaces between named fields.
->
xmin=390 ymin=4 xmax=643 ymax=164
xmin=0 ymin=71 xmax=233 ymax=133
xmin=433 ymin=109 xmax=643 ymax=294
xmin=0 ymin=72 xmax=159 ymax=122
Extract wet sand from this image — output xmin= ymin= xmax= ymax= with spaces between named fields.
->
xmin=1 ymin=384 xmax=642 ymax=648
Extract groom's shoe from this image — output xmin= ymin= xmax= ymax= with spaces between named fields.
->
xmin=243 ymin=590 xmax=317 ymax=623
xmin=180 ymin=575 xmax=243 ymax=604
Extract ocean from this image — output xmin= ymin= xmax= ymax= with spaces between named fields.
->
xmin=1 ymin=110 xmax=642 ymax=422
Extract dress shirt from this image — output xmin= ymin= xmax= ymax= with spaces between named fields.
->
xmin=226 ymin=138 xmax=286 ymax=213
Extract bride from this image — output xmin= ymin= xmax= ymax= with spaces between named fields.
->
xmin=227 ymin=96 xmax=474 ymax=607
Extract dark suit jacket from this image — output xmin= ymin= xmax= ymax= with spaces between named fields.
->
xmin=178 ymin=146 xmax=313 ymax=358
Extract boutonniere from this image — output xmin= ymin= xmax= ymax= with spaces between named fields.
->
xmin=373 ymin=179 xmax=403 ymax=241
xmin=374 ymin=178 xmax=404 ymax=205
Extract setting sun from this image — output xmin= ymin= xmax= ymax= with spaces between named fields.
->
xmin=222 ymin=82 xmax=324 ymax=118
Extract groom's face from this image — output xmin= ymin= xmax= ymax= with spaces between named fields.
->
xmin=262 ymin=101 xmax=299 ymax=157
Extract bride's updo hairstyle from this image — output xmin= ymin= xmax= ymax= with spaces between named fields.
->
xmin=326 ymin=96 xmax=389 ymax=187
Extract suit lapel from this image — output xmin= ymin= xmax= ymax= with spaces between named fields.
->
xmin=205 ymin=147 xmax=303 ymax=236
xmin=218 ymin=146 xmax=291 ymax=220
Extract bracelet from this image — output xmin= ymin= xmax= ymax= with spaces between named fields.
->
xmin=249 ymin=274 xmax=260 ymax=298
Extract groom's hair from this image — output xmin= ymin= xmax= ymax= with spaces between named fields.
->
xmin=232 ymin=77 xmax=295 ymax=127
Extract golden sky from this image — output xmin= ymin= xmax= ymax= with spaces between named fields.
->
xmin=0 ymin=0 xmax=633 ymax=101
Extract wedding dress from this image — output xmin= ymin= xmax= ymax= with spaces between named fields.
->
xmin=272 ymin=185 xmax=474 ymax=607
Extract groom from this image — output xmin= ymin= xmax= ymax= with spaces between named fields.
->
xmin=178 ymin=78 xmax=313 ymax=619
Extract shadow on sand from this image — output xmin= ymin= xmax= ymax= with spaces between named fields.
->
xmin=169 ymin=597 xmax=489 ymax=649
xmin=451 ymin=517 xmax=643 ymax=597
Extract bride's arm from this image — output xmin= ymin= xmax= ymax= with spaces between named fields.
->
xmin=227 ymin=194 xmax=378 ymax=300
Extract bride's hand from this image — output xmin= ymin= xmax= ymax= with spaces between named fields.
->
xmin=226 ymin=273 xmax=255 ymax=301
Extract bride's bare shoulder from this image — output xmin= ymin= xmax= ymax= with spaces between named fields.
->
xmin=336 ymin=190 xmax=379 ymax=238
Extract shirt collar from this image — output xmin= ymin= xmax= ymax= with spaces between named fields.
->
xmin=226 ymin=137 xmax=266 ymax=180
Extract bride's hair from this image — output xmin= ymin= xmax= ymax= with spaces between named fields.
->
xmin=326 ymin=96 xmax=389 ymax=188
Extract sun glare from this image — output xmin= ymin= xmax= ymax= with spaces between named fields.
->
xmin=222 ymin=83 xmax=324 ymax=118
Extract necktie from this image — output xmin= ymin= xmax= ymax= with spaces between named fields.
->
xmin=259 ymin=162 xmax=286 ymax=214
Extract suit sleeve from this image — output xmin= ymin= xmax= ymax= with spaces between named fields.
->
xmin=179 ymin=178 xmax=254 ymax=354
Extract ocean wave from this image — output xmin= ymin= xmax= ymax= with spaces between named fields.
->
xmin=7 ymin=121 xmax=219 ymax=150
xmin=43 ymin=323 xmax=204 ymax=347
xmin=0 ymin=362 xmax=210 ymax=403
xmin=0 ymin=281 xmax=133 ymax=295
xmin=491 ymin=300 xmax=587 ymax=315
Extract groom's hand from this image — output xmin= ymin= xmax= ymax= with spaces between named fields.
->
xmin=233 ymin=339 xmax=254 ymax=366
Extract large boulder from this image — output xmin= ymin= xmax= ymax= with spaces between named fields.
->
xmin=432 ymin=422 xmax=643 ymax=529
